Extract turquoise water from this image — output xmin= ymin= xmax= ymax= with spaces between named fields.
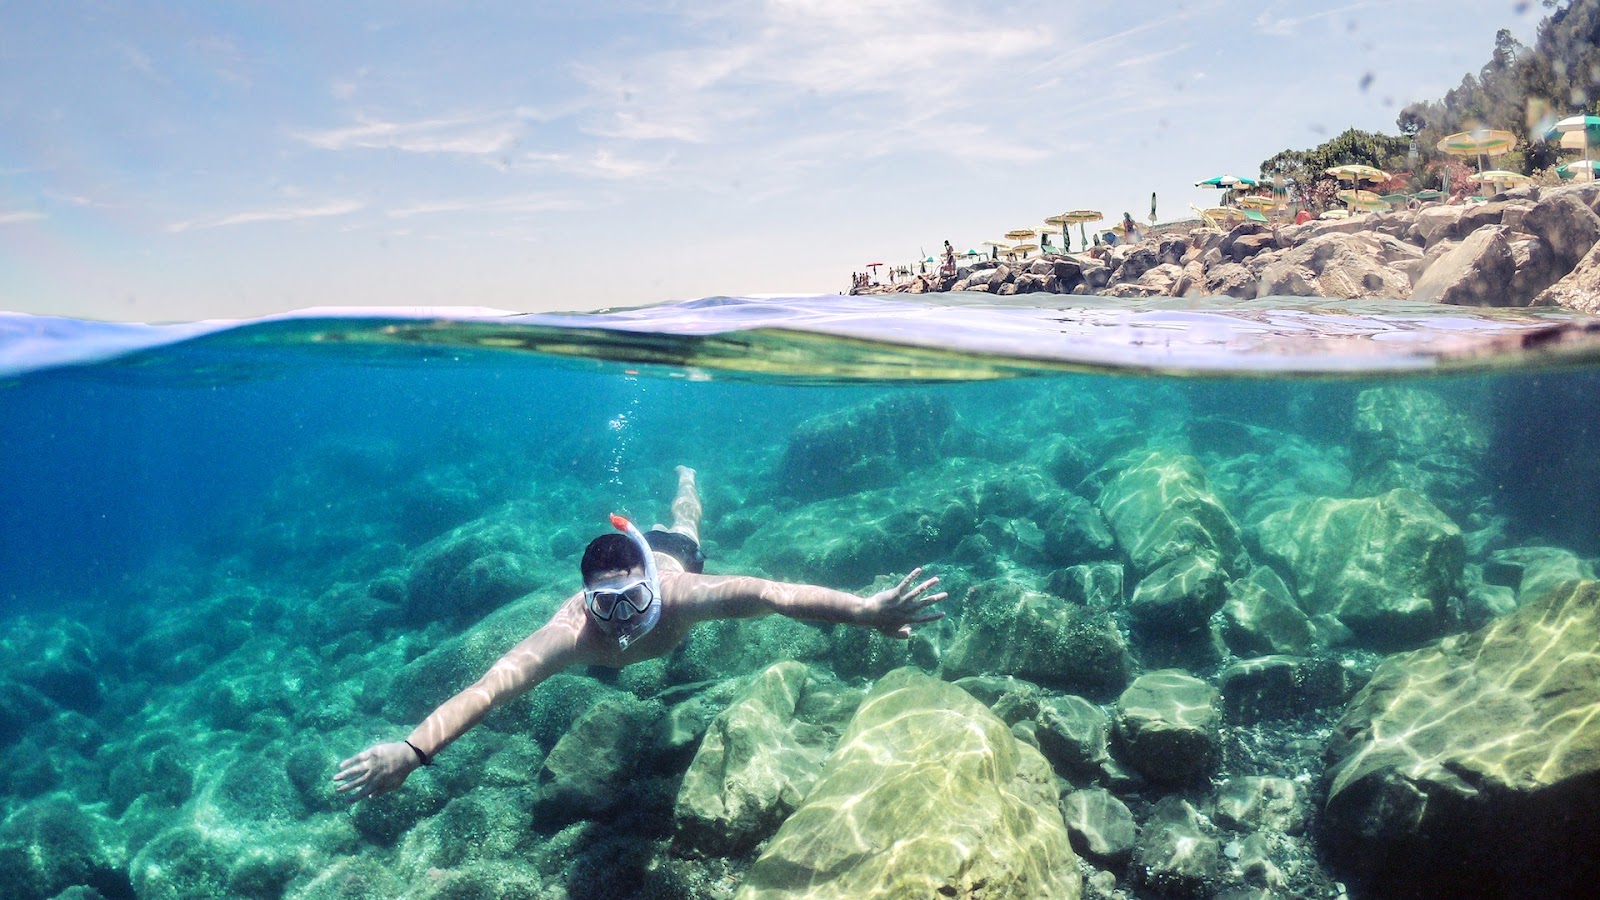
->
xmin=2 ymin=296 xmax=1599 ymax=899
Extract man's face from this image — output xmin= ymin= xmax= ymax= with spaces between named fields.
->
xmin=584 ymin=564 xmax=653 ymax=623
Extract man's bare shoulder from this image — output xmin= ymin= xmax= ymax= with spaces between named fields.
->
xmin=661 ymin=571 xmax=769 ymax=620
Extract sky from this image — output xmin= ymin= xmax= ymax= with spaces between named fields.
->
xmin=0 ymin=0 xmax=1549 ymax=323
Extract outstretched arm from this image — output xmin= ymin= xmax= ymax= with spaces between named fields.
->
xmin=683 ymin=568 xmax=946 ymax=639
xmin=333 ymin=602 xmax=587 ymax=801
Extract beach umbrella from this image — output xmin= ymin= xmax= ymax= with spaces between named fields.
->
xmin=1336 ymin=188 xmax=1386 ymax=213
xmin=1544 ymin=115 xmax=1600 ymax=160
xmin=1436 ymin=128 xmax=1517 ymax=189
xmin=1047 ymin=210 xmax=1102 ymax=251
xmin=1004 ymin=228 xmax=1037 ymax=241
xmin=1469 ymin=170 xmax=1532 ymax=191
xmin=1010 ymin=242 xmax=1039 ymax=257
xmin=1195 ymin=174 xmax=1259 ymax=189
xmin=1236 ymin=195 xmax=1276 ymax=210
xmin=1046 ymin=210 xmax=1101 ymax=251
xmin=1326 ymin=164 xmax=1390 ymax=184
xmin=1559 ymin=160 xmax=1600 ymax=181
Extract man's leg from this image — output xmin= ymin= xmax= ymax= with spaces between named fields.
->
xmin=667 ymin=465 xmax=702 ymax=544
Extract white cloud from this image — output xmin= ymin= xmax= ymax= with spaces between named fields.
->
xmin=1254 ymin=2 xmax=1375 ymax=37
xmin=167 ymin=200 xmax=364 ymax=232
xmin=294 ymin=114 xmax=520 ymax=156
xmin=0 ymin=210 xmax=45 ymax=225
xmin=387 ymin=194 xmax=587 ymax=218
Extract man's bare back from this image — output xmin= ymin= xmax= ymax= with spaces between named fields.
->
xmin=333 ymin=466 xmax=945 ymax=801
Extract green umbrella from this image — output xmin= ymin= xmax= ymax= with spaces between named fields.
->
xmin=1559 ymin=160 xmax=1600 ymax=181
xmin=1195 ymin=174 xmax=1259 ymax=188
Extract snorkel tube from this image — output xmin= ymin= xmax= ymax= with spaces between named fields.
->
xmin=605 ymin=514 xmax=660 ymax=650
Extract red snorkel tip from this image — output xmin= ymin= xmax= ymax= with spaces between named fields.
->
xmin=610 ymin=513 xmax=632 ymax=532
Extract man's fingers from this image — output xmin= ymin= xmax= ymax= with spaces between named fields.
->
xmin=897 ymin=568 xmax=922 ymax=591
xmin=911 ymin=609 xmax=946 ymax=624
xmin=907 ymin=577 xmax=940 ymax=600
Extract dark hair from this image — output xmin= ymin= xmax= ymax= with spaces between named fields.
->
xmin=580 ymin=532 xmax=645 ymax=583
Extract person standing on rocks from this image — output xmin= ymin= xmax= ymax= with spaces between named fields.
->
xmin=332 ymin=466 xmax=946 ymax=800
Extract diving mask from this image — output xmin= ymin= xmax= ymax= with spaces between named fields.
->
xmin=584 ymin=514 xmax=661 ymax=650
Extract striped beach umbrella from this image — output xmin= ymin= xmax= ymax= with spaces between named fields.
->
xmin=1325 ymin=164 xmax=1389 ymax=184
xmin=1558 ymin=160 xmax=1600 ymax=181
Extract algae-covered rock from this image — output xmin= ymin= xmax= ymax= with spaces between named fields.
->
xmin=1218 ymin=655 xmax=1352 ymax=724
xmin=397 ymin=790 xmax=540 ymax=875
xmin=1220 ymin=565 xmax=1316 ymax=656
xmin=942 ymin=580 xmax=1132 ymax=695
xmin=1034 ymin=695 xmax=1112 ymax=781
xmin=673 ymin=661 xmax=833 ymax=857
xmin=738 ymin=668 xmax=1081 ymax=900
xmin=776 ymin=393 xmax=956 ymax=501
xmin=1483 ymin=545 xmax=1596 ymax=606
xmin=1127 ymin=551 xmax=1229 ymax=635
xmin=1350 ymin=386 xmax=1487 ymax=518
xmin=0 ymin=795 xmax=129 ymax=900
xmin=1321 ymin=579 xmax=1600 ymax=897
xmin=532 ymin=694 xmax=665 ymax=825
xmin=1096 ymin=449 xmax=1246 ymax=578
xmin=1114 ymin=670 xmax=1221 ymax=785
xmin=0 ymin=617 xmax=104 ymax=716
xmin=1255 ymin=488 xmax=1463 ymax=647
xmin=403 ymin=516 xmax=545 ymax=628
xmin=1130 ymin=797 xmax=1220 ymax=896
xmin=1045 ymin=561 xmax=1124 ymax=609
xmin=1214 ymin=775 xmax=1304 ymax=834
xmin=286 ymin=857 xmax=405 ymax=899
xmin=1060 ymin=787 xmax=1137 ymax=866
xmin=953 ymin=674 xmax=1045 ymax=725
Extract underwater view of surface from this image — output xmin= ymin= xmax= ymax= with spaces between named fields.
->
xmin=2 ymin=295 xmax=1600 ymax=900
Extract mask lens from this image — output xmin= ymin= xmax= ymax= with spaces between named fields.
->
xmin=589 ymin=590 xmax=622 ymax=619
xmin=587 ymin=579 xmax=652 ymax=621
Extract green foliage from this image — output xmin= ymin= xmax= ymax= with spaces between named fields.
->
xmin=1261 ymin=0 xmax=1600 ymax=190
xmin=1262 ymin=129 xmax=1413 ymax=204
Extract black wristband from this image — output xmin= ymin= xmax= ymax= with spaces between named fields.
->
xmin=403 ymin=739 xmax=432 ymax=767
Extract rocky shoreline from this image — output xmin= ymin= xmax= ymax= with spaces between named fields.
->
xmin=856 ymin=182 xmax=1600 ymax=314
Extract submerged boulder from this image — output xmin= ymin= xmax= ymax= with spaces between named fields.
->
xmin=775 ymin=394 xmax=956 ymax=501
xmin=673 ymin=661 xmax=834 ymax=857
xmin=532 ymin=694 xmax=665 ymax=825
xmin=1350 ymin=386 xmax=1487 ymax=518
xmin=738 ymin=668 xmax=1081 ymax=900
xmin=1114 ymin=670 xmax=1221 ymax=786
xmin=1321 ymin=580 xmax=1600 ymax=897
xmin=942 ymin=580 xmax=1132 ymax=695
xmin=1255 ymin=489 xmax=1464 ymax=648
xmin=403 ymin=516 xmax=543 ymax=628
xmin=1096 ymin=449 xmax=1247 ymax=578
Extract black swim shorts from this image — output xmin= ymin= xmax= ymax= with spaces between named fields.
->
xmin=645 ymin=529 xmax=706 ymax=574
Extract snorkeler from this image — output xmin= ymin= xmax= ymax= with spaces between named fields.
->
xmin=332 ymin=465 xmax=945 ymax=800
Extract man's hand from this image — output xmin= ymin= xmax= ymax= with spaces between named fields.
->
xmin=332 ymin=742 xmax=420 ymax=801
xmin=864 ymin=567 xmax=946 ymax=639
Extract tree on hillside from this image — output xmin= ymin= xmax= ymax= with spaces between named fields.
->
xmin=1263 ymin=0 xmax=1600 ymax=185
xmin=1260 ymin=129 xmax=1411 ymax=204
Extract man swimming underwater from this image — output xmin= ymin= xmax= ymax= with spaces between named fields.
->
xmin=333 ymin=465 xmax=946 ymax=800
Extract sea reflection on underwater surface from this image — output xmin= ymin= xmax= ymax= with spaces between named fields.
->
xmin=1 ymin=296 xmax=1598 ymax=900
